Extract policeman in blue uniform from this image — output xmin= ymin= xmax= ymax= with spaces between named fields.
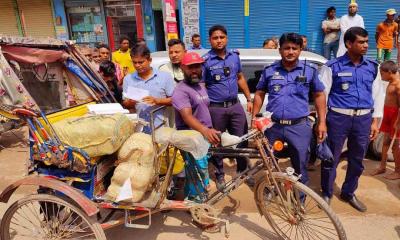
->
xmin=320 ymin=27 xmax=384 ymax=212
xmin=253 ymin=33 xmax=327 ymax=185
xmin=202 ymin=25 xmax=253 ymax=190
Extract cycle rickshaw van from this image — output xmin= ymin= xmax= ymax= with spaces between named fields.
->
xmin=0 ymin=36 xmax=346 ymax=240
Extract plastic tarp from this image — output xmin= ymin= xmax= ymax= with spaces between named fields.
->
xmin=65 ymin=59 xmax=96 ymax=89
xmin=1 ymin=45 xmax=66 ymax=64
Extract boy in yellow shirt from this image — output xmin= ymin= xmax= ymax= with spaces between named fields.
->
xmin=112 ymin=36 xmax=135 ymax=75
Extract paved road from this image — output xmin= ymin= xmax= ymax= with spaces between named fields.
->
xmin=0 ymin=128 xmax=399 ymax=239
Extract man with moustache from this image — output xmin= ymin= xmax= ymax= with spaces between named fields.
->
xmin=320 ymin=27 xmax=384 ymax=212
xmin=159 ymin=39 xmax=186 ymax=84
xmin=252 ymin=32 xmax=327 ymax=187
xmin=202 ymin=25 xmax=253 ymax=190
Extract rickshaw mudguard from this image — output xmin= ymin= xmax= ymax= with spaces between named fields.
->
xmin=0 ymin=176 xmax=99 ymax=217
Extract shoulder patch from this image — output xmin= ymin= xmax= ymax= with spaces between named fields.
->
xmin=202 ymin=54 xmax=210 ymax=61
xmin=263 ymin=62 xmax=278 ymax=72
xmin=366 ymin=58 xmax=379 ymax=66
xmin=325 ymin=58 xmax=339 ymax=67
xmin=230 ymin=49 xmax=240 ymax=55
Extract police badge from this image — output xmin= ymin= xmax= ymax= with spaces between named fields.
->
xmin=341 ymin=82 xmax=349 ymax=91
xmin=214 ymin=74 xmax=221 ymax=81
xmin=273 ymin=84 xmax=281 ymax=92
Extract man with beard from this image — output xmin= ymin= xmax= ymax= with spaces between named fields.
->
xmin=172 ymin=52 xmax=219 ymax=199
xmin=337 ymin=1 xmax=364 ymax=57
xmin=159 ymin=39 xmax=186 ymax=84
xmin=172 ymin=52 xmax=220 ymax=144
xmin=252 ymin=32 xmax=327 ymax=187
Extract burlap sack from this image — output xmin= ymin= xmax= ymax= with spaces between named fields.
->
xmin=106 ymin=133 xmax=156 ymax=203
xmin=53 ymin=114 xmax=133 ymax=157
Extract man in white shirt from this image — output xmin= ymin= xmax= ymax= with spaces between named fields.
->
xmin=337 ymin=1 xmax=365 ymax=57
xmin=159 ymin=39 xmax=186 ymax=84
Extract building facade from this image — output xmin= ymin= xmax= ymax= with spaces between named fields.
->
xmin=193 ymin=0 xmax=399 ymax=58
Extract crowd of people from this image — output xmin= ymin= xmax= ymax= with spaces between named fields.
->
xmin=76 ymin=1 xmax=400 ymax=211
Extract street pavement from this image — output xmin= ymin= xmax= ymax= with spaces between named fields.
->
xmin=0 ymin=127 xmax=399 ymax=239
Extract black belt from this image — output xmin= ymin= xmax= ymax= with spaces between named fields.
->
xmin=272 ymin=117 xmax=308 ymax=125
xmin=209 ymin=99 xmax=238 ymax=108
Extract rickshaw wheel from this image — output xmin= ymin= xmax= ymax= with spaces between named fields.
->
xmin=254 ymin=172 xmax=346 ymax=240
xmin=1 ymin=194 xmax=106 ymax=240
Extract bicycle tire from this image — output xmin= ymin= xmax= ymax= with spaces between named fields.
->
xmin=1 ymin=194 xmax=106 ymax=240
xmin=254 ymin=172 xmax=346 ymax=240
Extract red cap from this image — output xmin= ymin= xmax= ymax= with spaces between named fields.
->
xmin=181 ymin=52 xmax=204 ymax=66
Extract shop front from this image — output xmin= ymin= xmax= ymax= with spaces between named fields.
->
xmin=104 ymin=0 xmax=142 ymax=51
xmin=64 ymin=0 xmax=107 ymax=46
xmin=0 ymin=0 xmax=20 ymax=36
xmin=0 ymin=0 xmax=55 ymax=38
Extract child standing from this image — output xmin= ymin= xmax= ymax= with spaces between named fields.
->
xmin=371 ymin=60 xmax=400 ymax=179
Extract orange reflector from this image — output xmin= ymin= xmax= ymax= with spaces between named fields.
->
xmin=273 ymin=140 xmax=284 ymax=151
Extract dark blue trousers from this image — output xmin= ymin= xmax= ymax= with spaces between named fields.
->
xmin=321 ymin=111 xmax=372 ymax=198
xmin=264 ymin=120 xmax=312 ymax=184
xmin=209 ymin=102 xmax=248 ymax=180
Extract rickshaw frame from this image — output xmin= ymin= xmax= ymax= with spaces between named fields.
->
xmin=0 ymin=106 xmax=346 ymax=239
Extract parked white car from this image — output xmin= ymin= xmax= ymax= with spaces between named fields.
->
xmin=152 ymin=49 xmax=326 ymax=120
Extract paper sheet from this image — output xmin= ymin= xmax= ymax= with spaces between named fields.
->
xmin=116 ymin=178 xmax=133 ymax=202
xmin=124 ymin=86 xmax=149 ymax=101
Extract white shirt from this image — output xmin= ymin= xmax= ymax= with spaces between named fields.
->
xmin=322 ymin=18 xmax=340 ymax=44
xmin=159 ymin=62 xmax=184 ymax=86
xmin=337 ymin=14 xmax=365 ymax=57
xmin=319 ymin=65 xmax=385 ymax=118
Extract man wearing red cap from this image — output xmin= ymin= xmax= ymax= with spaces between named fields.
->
xmin=172 ymin=52 xmax=220 ymax=144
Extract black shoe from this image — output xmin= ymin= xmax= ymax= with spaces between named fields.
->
xmin=322 ymin=196 xmax=331 ymax=205
xmin=340 ymin=194 xmax=367 ymax=212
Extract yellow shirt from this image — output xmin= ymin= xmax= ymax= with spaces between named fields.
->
xmin=112 ymin=49 xmax=135 ymax=74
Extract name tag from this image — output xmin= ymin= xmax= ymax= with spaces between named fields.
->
xmin=209 ymin=65 xmax=223 ymax=70
xmin=338 ymin=72 xmax=352 ymax=77
xmin=271 ymin=75 xmax=285 ymax=80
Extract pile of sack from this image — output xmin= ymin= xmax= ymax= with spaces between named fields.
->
xmin=53 ymin=113 xmax=213 ymax=203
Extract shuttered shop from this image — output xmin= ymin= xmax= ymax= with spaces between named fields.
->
xmin=0 ymin=0 xmax=20 ymax=36
xmin=249 ymin=1 xmax=301 ymax=48
xmin=307 ymin=0 xmax=399 ymax=59
xmin=201 ymin=0 xmax=245 ymax=48
xmin=17 ymin=0 xmax=56 ymax=38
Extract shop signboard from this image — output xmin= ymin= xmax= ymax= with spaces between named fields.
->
xmin=180 ymin=0 xmax=199 ymax=47
xmin=162 ymin=0 xmax=178 ymax=41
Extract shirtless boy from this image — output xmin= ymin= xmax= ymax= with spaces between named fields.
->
xmin=371 ymin=60 xmax=400 ymax=179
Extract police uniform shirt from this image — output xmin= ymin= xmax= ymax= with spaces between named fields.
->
xmin=320 ymin=53 xmax=385 ymax=118
xmin=256 ymin=60 xmax=325 ymax=120
xmin=202 ymin=49 xmax=242 ymax=103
